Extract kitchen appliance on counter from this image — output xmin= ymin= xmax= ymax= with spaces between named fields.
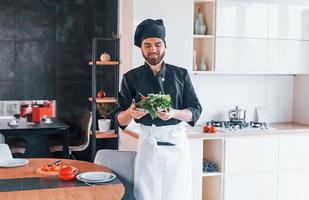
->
xmin=206 ymin=106 xmax=273 ymax=133
xmin=228 ymin=106 xmax=246 ymax=122
xmin=205 ymin=120 xmax=271 ymax=133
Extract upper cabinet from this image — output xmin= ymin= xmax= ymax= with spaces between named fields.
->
xmin=129 ymin=0 xmax=309 ymax=75
xmin=215 ymin=38 xmax=268 ymax=73
xmin=268 ymin=0 xmax=309 ymax=40
xmin=216 ymin=0 xmax=268 ymax=38
xmin=215 ymin=0 xmax=309 ymax=74
xmin=267 ymin=40 xmax=309 ymax=74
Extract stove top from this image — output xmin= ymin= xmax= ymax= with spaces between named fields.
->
xmin=206 ymin=120 xmax=273 ymax=133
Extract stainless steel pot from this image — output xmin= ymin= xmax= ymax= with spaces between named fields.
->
xmin=228 ymin=106 xmax=246 ymax=122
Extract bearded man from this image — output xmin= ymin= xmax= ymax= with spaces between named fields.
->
xmin=114 ymin=19 xmax=202 ymax=200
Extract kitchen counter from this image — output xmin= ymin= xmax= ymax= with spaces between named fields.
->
xmin=122 ymin=122 xmax=309 ymax=140
xmin=119 ymin=121 xmax=309 ymax=200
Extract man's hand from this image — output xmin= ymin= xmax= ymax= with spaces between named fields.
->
xmin=117 ymin=103 xmax=148 ymax=127
xmin=156 ymin=109 xmax=175 ymax=121
xmin=129 ymin=103 xmax=148 ymax=119
xmin=156 ymin=108 xmax=193 ymax=122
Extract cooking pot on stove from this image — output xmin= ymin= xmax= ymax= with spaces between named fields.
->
xmin=228 ymin=106 xmax=246 ymax=122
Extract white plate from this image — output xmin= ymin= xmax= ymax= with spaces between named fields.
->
xmin=76 ymin=171 xmax=116 ymax=183
xmin=0 ymin=158 xmax=29 ymax=168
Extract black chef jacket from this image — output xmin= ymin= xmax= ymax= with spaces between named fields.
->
xmin=114 ymin=62 xmax=202 ymax=129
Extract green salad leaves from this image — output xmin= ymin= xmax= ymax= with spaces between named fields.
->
xmin=135 ymin=93 xmax=172 ymax=119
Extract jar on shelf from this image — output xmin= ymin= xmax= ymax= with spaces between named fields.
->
xmin=199 ymin=57 xmax=207 ymax=71
xmin=194 ymin=19 xmax=200 ymax=35
xmin=197 ymin=7 xmax=207 ymax=35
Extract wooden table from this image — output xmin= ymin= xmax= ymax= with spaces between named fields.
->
xmin=0 ymin=118 xmax=70 ymax=158
xmin=0 ymin=159 xmax=125 ymax=200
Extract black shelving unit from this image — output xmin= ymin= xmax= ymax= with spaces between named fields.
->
xmin=90 ymin=37 xmax=119 ymax=161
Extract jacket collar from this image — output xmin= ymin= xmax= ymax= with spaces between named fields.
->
xmin=144 ymin=61 xmax=167 ymax=78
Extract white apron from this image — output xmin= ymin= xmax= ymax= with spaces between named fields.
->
xmin=134 ymin=123 xmax=193 ymax=200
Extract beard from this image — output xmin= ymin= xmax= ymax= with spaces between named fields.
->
xmin=142 ymin=51 xmax=165 ymax=65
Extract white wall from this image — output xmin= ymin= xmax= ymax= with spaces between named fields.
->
xmin=293 ymin=75 xmax=309 ymax=124
xmin=121 ymin=0 xmax=295 ymax=125
xmin=132 ymin=0 xmax=193 ymax=68
xmin=192 ymin=75 xmax=294 ymax=125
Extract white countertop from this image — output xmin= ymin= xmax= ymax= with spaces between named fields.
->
xmin=122 ymin=122 xmax=309 ymax=140
xmin=186 ymin=122 xmax=309 ymax=139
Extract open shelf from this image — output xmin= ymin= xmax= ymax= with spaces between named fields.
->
xmin=88 ymin=97 xmax=117 ymax=103
xmin=195 ymin=0 xmax=214 ymax=3
xmin=202 ymin=172 xmax=222 ymax=177
xmin=193 ymin=38 xmax=214 ymax=72
xmin=90 ymin=130 xmax=118 ymax=139
xmin=202 ymin=176 xmax=222 ymax=200
xmin=202 ymin=138 xmax=224 ymax=200
xmin=194 ymin=1 xmax=215 ymax=35
xmin=192 ymin=0 xmax=215 ymax=73
xmin=88 ymin=61 xmax=120 ymax=65
xmin=193 ymin=34 xmax=214 ymax=39
xmin=190 ymin=70 xmax=214 ymax=75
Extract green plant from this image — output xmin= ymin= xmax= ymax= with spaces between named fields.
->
xmin=136 ymin=93 xmax=172 ymax=119
xmin=97 ymin=103 xmax=114 ymax=119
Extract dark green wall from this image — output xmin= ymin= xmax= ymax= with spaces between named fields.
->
xmin=0 ymin=0 xmax=118 ymax=138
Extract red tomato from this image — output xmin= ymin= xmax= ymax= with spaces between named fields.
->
xmin=203 ymin=125 xmax=210 ymax=133
xmin=59 ymin=166 xmax=74 ymax=176
xmin=59 ymin=173 xmax=75 ymax=181
xmin=96 ymin=90 xmax=105 ymax=98
xmin=209 ymin=126 xmax=217 ymax=133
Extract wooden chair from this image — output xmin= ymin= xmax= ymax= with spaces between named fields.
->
xmin=94 ymin=149 xmax=136 ymax=200
xmin=48 ymin=110 xmax=92 ymax=157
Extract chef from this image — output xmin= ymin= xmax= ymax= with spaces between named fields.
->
xmin=114 ymin=19 xmax=202 ymax=200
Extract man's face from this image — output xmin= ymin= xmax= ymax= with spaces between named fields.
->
xmin=141 ymin=38 xmax=165 ymax=65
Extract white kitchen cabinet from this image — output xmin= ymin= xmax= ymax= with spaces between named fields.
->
xmin=278 ymin=133 xmax=309 ymax=170
xmin=268 ymin=0 xmax=309 ymax=40
xmin=225 ymin=135 xmax=278 ymax=173
xmin=215 ymin=0 xmax=309 ymax=74
xmin=216 ymin=0 xmax=268 ymax=38
xmin=267 ymin=39 xmax=309 ymax=74
xmin=224 ymin=135 xmax=278 ymax=200
xmin=277 ymin=170 xmax=309 ymax=200
xmin=224 ymin=172 xmax=277 ymax=200
xmin=215 ymin=38 xmax=268 ymax=73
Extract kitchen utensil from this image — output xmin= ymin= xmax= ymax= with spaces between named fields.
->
xmin=228 ymin=106 xmax=246 ymax=122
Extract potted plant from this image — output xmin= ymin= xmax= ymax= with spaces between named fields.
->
xmin=97 ymin=103 xmax=114 ymax=132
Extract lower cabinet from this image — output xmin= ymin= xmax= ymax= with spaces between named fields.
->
xmin=277 ymin=170 xmax=309 ymax=200
xmin=224 ymin=172 xmax=277 ymax=200
xmin=224 ymin=135 xmax=278 ymax=200
xmin=224 ymin=135 xmax=278 ymax=173
xmin=277 ymin=133 xmax=309 ymax=200
xmin=119 ymin=130 xmax=309 ymax=200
